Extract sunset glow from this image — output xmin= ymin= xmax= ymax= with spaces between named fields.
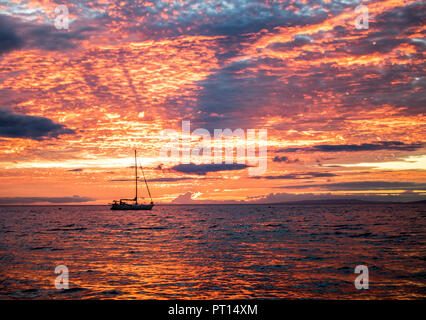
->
xmin=0 ymin=0 xmax=424 ymax=204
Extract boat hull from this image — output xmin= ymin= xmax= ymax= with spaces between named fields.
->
xmin=111 ymin=204 xmax=154 ymax=210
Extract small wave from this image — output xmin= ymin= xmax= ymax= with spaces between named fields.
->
xmin=21 ymin=288 xmax=38 ymax=293
xmin=384 ymin=234 xmax=410 ymax=239
xmin=29 ymin=246 xmax=48 ymax=250
xmin=47 ymin=227 xmax=87 ymax=231
xmin=136 ymin=226 xmax=167 ymax=230
xmin=348 ymin=232 xmax=372 ymax=238
xmin=99 ymin=290 xmax=123 ymax=296
xmin=59 ymin=287 xmax=87 ymax=294
xmin=29 ymin=246 xmax=63 ymax=251
xmin=265 ymin=223 xmax=284 ymax=227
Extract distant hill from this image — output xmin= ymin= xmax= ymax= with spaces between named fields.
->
xmin=268 ymin=198 xmax=424 ymax=205
xmin=409 ymin=199 xmax=426 ymax=204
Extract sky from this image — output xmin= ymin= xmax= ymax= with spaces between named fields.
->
xmin=0 ymin=0 xmax=425 ymax=204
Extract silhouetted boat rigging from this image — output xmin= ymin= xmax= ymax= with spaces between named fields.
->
xmin=111 ymin=150 xmax=154 ymax=210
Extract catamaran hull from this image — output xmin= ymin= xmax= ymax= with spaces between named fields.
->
xmin=111 ymin=204 xmax=154 ymax=210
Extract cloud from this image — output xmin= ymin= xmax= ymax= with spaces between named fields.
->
xmin=67 ymin=168 xmax=83 ymax=172
xmin=280 ymin=181 xmax=426 ymax=191
xmin=171 ymin=163 xmax=250 ymax=175
xmin=273 ymin=156 xmax=289 ymax=162
xmin=0 ymin=14 xmax=96 ymax=54
xmin=0 ymin=195 xmax=95 ymax=204
xmin=110 ymin=177 xmax=195 ymax=182
xmin=170 ymin=191 xmax=238 ymax=204
xmin=268 ymin=35 xmax=313 ymax=51
xmin=252 ymin=172 xmax=337 ymax=180
xmin=147 ymin=177 xmax=196 ymax=182
xmin=185 ymin=56 xmax=287 ymax=130
xmin=170 ymin=191 xmax=194 ymax=204
xmin=278 ymin=141 xmax=424 ymax=153
xmin=373 ymin=2 xmax=425 ymax=34
xmin=0 ymin=109 xmax=75 ymax=140
xmin=24 ymin=25 xmax=96 ymax=51
xmin=272 ymin=156 xmax=300 ymax=163
xmin=0 ymin=24 xmax=23 ymax=54
xmin=104 ymin=0 xmax=335 ymax=39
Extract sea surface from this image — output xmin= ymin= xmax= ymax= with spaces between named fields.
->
xmin=0 ymin=204 xmax=425 ymax=299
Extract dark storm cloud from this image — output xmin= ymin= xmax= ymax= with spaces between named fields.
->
xmin=0 ymin=195 xmax=94 ymax=204
xmin=278 ymin=141 xmax=424 ymax=153
xmin=0 ymin=109 xmax=75 ymax=140
xmin=172 ymin=163 xmax=250 ymax=175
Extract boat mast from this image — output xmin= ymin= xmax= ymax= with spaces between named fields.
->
xmin=139 ymin=162 xmax=153 ymax=204
xmin=135 ymin=149 xmax=138 ymax=204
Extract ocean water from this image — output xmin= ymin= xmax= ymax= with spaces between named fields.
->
xmin=0 ymin=204 xmax=424 ymax=299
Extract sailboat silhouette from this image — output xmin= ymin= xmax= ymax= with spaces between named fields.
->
xmin=111 ymin=150 xmax=154 ymax=210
